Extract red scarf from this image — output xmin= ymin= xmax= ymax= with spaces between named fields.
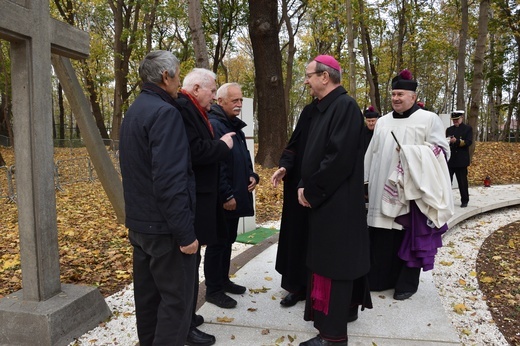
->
xmin=180 ymin=89 xmax=214 ymax=138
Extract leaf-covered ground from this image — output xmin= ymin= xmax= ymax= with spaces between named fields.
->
xmin=476 ymin=221 xmax=520 ymax=345
xmin=0 ymin=141 xmax=519 ymax=344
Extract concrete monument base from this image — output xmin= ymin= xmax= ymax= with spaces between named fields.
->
xmin=0 ymin=284 xmax=111 ymax=346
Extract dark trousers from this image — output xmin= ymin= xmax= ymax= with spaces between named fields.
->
xmin=304 ymin=278 xmax=353 ymax=342
xmin=204 ymin=218 xmax=239 ymax=295
xmin=368 ymin=227 xmax=421 ymax=293
xmin=449 ymin=166 xmax=469 ymax=203
xmin=129 ymin=230 xmax=196 ymax=346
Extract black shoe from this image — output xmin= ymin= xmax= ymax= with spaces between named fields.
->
xmin=185 ymin=327 xmax=216 ymax=346
xmin=192 ymin=314 xmax=204 ymax=327
xmin=223 ymin=281 xmax=246 ymax=294
xmin=280 ymin=292 xmax=305 ymax=307
xmin=205 ymin=291 xmax=237 ymax=308
xmin=299 ymin=335 xmax=348 ymax=345
xmin=461 ymin=202 xmax=468 ymax=208
xmin=393 ymin=291 xmax=416 ymax=300
xmin=347 ymin=306 xmax=358 ymax=323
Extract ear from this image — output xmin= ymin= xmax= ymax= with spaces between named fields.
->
xmin=321 ymin=70 xmax=330 ymax=84
xmin=161 ymin=71 xmax=170 ymax=84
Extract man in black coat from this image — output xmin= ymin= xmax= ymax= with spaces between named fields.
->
xmin=363 ymin=106 xmax=379 ymax=153
xmin=271 ymin=103 xmax=313 ymax=308
xmin=177 ymin=68 xmax=235 ymax=346
xmin=206 ymin=83 xmax=259 ymax=309
xmin=119 ymin=50 xmax=198 ymax=346
xmin=446 ymin=110 xmax=473 ymax=208
xmin=297 ymin=55 xmax=372 ymax=346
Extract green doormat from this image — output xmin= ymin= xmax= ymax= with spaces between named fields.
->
xmin=236 ymin=227 xmax=279 ymax=245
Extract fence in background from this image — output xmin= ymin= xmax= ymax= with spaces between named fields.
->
xmin=0 ymin=139 xmax=120 ymax=203
xmin=0 ymin=165 xmax=16 ymax=203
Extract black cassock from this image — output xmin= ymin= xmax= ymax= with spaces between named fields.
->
xmin=275 ymin=102 xmax=315 ymax=293
xmin=299 ymin=86 xmax=372 ymax=340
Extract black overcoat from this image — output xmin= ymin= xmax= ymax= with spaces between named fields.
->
xmin=300 ymin=86 xmax=370 ymax=280
xmin=176 ymin=93 xmax=230 ymax=245
xmin=274 ymin=102 xmax=314 ymax=290
xmin=209 ymin=104 xmax=259 ymax=219
xmin=119 ymin=87 xmax=196 ymax=246
xmin=446 ymin=122 xmax=473 ymax=168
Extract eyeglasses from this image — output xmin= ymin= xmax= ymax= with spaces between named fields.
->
xmin=305 ymin=71 xmax=323 ymax=79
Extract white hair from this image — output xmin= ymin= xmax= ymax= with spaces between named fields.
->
xmin=182 ymin=68 xmax=216 ymax=91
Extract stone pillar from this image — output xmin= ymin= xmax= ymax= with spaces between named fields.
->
xmin=238 ymin=97 xmax=257 ymax=233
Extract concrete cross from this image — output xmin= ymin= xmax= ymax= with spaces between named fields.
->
xmin=0 ymin=1 xmax=110 ymax=345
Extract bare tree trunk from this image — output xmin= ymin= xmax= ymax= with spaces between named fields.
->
xmin=456 ymin=0 xmax=469 ymax=110
xmin=81 ymin=63 xmax=110 ymax=140
xmin=495 ymin=0 xmax=520 ymax=142
xmin=346 ymin=0 xmax=356 ymax=98
xmin=358 ymin=0 xmax=379 ymax=111
xmin=248 ymin=0 xmax=287 ymax=167
xmin=280 ymin=0 xmax=306 ymax=133
xmin=188 ymin=0 xmax=210 ymax=69
xmin=58 ymin=83 xmax=65 ymax=143
xmin=144 ymin=0 xmax=159 ymax=53
xmin=0 ymin=41 xmax=13 ymax=146
xmin=468 ymin=0 xmax=490 ymax=156
xmin=499 ymin=72 xmax=519 ymax=141
xmin=109 ymin=0 xmax=141 ymax=142
xmin=395 ymin=0 xmax=408 ymax=71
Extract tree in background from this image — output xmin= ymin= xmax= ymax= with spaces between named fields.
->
xmin=248 ymin=0 xmax=287 ymax=167
xmin=109 ymin=0 xmax=144 ymax=142
xmin=494 ymin=0 xmax=520 ymax=142
xmin=0 ymin=41 xmax=13 ymax=147
xmin=279 ymin=0 xmax=307 ymax=134
xmin=468 ymin=0 xmax=490 ymax=156
xmin=456 ymin=0 xmax=469 ymax=112
xmin=188 ymin=0 xmax=210 ymax=69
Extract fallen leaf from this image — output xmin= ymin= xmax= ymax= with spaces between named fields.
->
xmin=453 ymin=303 xmax=469 ymax=314
xmin=217 ymin=316 xmax=234 ymax=323
xmin=275 ymin=335 xmax=285 ymax=343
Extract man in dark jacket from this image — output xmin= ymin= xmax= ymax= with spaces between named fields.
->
xmin=119 ymin=50 xmax=198 ymax=346
xmin=446 ymin=110 xmax=473 ymax=208
xmin=206 ymin=83 xmax=259 ymax=309
xmin=297 ymin=55 xmax=372 ymax=346
xmin=363 ymin=106 xmax=379 ymax=153
xmin=271 ymin=103 xmax=313 ymax=308
xmin=177 ymin=68 xmax=235 ymax=346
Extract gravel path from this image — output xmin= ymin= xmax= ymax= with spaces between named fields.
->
xmin=69 ymin=208 xmax=520 ymax=346
xmin=433 ymin=206 xmax=520 ymax=346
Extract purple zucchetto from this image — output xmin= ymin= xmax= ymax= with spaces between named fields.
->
xmin=314 ymin=55 xmax=341 ymax=72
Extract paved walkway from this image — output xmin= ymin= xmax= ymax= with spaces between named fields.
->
xmin=195 ymin=184 xmax=520 ymax=345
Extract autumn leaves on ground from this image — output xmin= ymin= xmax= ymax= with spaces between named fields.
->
xmin=0 ymin=142 xmax=519 ymax=344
